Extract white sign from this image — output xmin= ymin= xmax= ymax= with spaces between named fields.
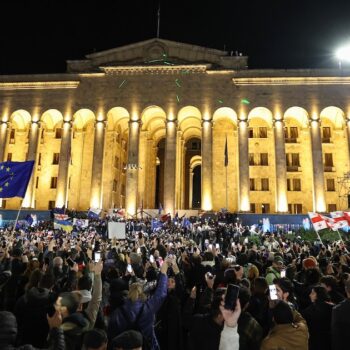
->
xmin=108 ymin=222 xmax=126 ymax=239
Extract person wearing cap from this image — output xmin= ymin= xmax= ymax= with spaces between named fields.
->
xmin=111 ymin=330 xmax=143 ymax=350
xmin=265 ymin=256 xmax=284 ymax=285
xmin=83 ymin=328 xmax=108 ymax=350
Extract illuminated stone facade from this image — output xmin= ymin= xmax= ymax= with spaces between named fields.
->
xmin=0 ymin=38 xmax=350 ymax=216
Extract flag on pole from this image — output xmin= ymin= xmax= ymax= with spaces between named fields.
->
xmin=54 ymin=219 xmax=73 ymax=232
xmin=158 ymin=203 xmax=163 ymax=215
xmin=224 ymin=136 xmax=228 ymax=167
xmin=308 ymin=212 xmax=328 ymax=231
xmin=329 ymin=211 xmax=348 ymax=229
xmin=0 ymin=161 xmax=34 ymax=198
xmin=87 ymin=208 xmax=101 ymax=219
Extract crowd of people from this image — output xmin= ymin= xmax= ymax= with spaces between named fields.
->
xmin=0 ymin=213 xmax=350 ymax=350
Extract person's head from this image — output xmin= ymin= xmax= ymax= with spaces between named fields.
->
xmin=26 ymin=268 xmax=43 ymax=290
xmin=83 ymin=329 xmax=108 ymax=350
xmin=210 ymin=295 xmax=224 ymax=325
xmin=272 ymin=256 xmax=284 ymax=271
xmin=128 ymin=283 xmax=146 ymax=303
xmin=309 ymin=285 xmax=330 ymax=303
xmin=252 ymin=277 xmax=268 ymax=295
xmin=272 ymin=300 xmax=294 ymax=325
xmin=111 ymin=330 xmax=143 ymax=350
xmin=320 ymin=275 xmax=338 ymax=292
xmin=274 ymin=278 xmax=294 ymax=303
xmin=239 ymin=286 xmax=251 ymax=311
xmin=0 ymin=311 xmax=17 ymax=345
xmin=53 ymin=256 xmax=63 ymax=270
xmin=78 ymin=275 xmax=93 ymax=291
xmin=38 ymin=273 xmax=55 ymax=290
xmin=302 ymin=257 xmax=317 ymax=270
xmin=167 ymin=276 xmax=176 ymax=291
xmin=305 ymin=268 xmax=321 ymax=285
xmin=55 ymin=292 xmax=82 ymax=318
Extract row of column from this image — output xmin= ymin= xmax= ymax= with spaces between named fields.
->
xmin=124 ymin=117 xmax=335 ymax=216
xmin=0 ymin=120 xmax=106 ymax=210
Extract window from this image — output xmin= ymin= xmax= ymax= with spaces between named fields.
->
xmin=328 ymin=204 xmax=337 ymax=212
xmin=250 ymin=203 xmax=256 ymax=213
xmin=261 ymin=178 xmax=269 ymax=191
xmin=286 ymin=153 xmax=300 ymax=171
xmin=35 ymin=177 xmax=39 ymax=189
xmin=259 ymin=127 xmax=267 ymax=138
xmin=191 ymin=141 xmax=200 ymax=150
xmin=48 ymin=201 xmax=55 ymax=210
xmin=285 ymin=127 xmax=298 ymax=143
xmin=113 ymin=180 xmax=118 ymax=192
xmin=292 ymin=153 xmax=300 ymax=166
xmin=40 ymin=129 xmax=45 ymax=144
xmin=121 ymin=184 xmax=126 ymax=196
xmin=9 ymin=129 xmax=15 ymax=144
xmin=52 ymin=153 xmax=60 ymax=165
xmin=250 ymin=178 xmax=256 ymax=191
xmin=326 ymin=178 xmax=335 ymax=191
xmin=260 ymin=153 xmax=268 ymax=166
xmin=322 ymin=127 xmax=331 ymax=142
xmin=1 ymin=200 xmax=6 ymax=209
xmin=249 ymin=153 xmax=255 ymax=166
xmin=6 ymin=153 xmax=12 ymax=161
xmin=50 ymin=177 xmax=57 ymax=189
xmin=288 ymin=203 xmax=302 ymax=214
xmin=68 ymin=177 xmax=71 ymax=189
xmin=38 ymin=153 xmax=42 ymax=166
xmin=324 ymin=153 xmax=333 ymax=167
xmin=248 ymin=128 xmax=254 ymax=138
xmin=293 ymin=178 xmax=301 ymax=191
xmin=261 ymin=203 xmax=270 ymax=213
xmin=55 ymin=128 xmax=62 ymax=139
xmin=287 ymin=179 xmax=292 ymax=191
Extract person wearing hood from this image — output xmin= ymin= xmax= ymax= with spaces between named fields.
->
xmin=55 ymin=260 xmax=103 ymax=350
xmin=14 ymin=273 xmax=56 ymax=348
xmin=265 ymin=256 xmax=284 ymax=285
xmin=0 ymin=310 xmax=65 ymax=350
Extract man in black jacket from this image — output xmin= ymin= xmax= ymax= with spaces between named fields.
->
xmin=0 ymin=310 xmax=65 ymax=350
xmin=332 ymin=277 xmax=350 ymax=350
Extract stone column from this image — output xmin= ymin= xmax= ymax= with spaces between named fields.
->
xmin=346 ymin=117 xmax=350 ymax=168
xmin=125 ymin=120 xmax=140 ymax=216
xmin=201 ymin=119 xmax=213 ymax=211
xmin=90 ymin=120 xmax=106 ymax=209
xmin=0 ymin=121 xmax=9 ymax=162
xmin=310 ymin=117 xmax=326 ymax=212
xmin=273 ymin=118 xmax=288 ymax=212
xmin=238 ymin=118 xmax=250 ymax=211
xmin=55 ymin=121 xmax=72 ymax=208
xmin=23 ymin=121 xmax=41 ymax=208
xmin=189 ymin=170 xmax=194 ymax=208
xmin=164 ymin=119 xmax=177 ymax=215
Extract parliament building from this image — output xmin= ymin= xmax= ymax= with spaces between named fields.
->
xmin=1 ymin=38 xmax=350 ymax=216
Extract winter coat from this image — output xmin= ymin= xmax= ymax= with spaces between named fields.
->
xmin=265 ymin=266 xmax=280 ymax=285
xmin=108 ymin=273 xmax=168 ymax=350
xmin=14 ymin=287 xmax=54 ymax=348
xmin=332 ymin=298 xmax=350 ymax=350
xmin=260 ymin=312 xmax=309 ymax=350
xmin=302 ymin=301 xmax=333 ymax=350
xmin=61 ymin=312 xmax=89 ymax=350
xmin=0 ymin=311 xmax=65 ymax=350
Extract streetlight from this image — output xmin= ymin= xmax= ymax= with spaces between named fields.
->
xmin=335 ymin=44 xmax=350 ymax=69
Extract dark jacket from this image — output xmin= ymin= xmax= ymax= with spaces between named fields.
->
xmin=332 ymin=298 xmax=350 ymax=350
xmin=302 ymin=301 xmax=333 ymax=350
xmin=14 ymin=287 xmax=53 ymax=348
xmin=0 ymin=311 xmax=65 ymax=350
xmin=108 ymin=273 xmax=168 ymax=350
xmin=237 ymin=311 xmax=263 ymax=350
xmin=61 ymin=312 xmax=89 ymax=350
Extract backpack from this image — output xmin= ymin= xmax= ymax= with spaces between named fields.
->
xmin=119 ymin=303 xmax=152 ymax=350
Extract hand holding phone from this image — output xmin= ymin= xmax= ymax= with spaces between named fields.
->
xmin=269 ymin=284 xmax=278 ymax=300
xmin=224 ymin=284 xmax=240 ymax=310
xmin=94 ymin=251 xmax=101 ymax=262
xmin=280 ymin=269 xmax=286 ymax=278
xmin=150 ymin=255 xmax=155 ymax=263
xmin=127 ymin=264 xmax=133 ymax=273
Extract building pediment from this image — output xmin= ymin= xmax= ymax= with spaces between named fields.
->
xmin=66 ymin=38 xmax=247 ymax=73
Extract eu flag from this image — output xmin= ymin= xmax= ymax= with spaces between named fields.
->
xmin=0 ymin=161 xmax=34 ymax=198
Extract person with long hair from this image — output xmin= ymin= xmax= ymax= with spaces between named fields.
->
xmin=301 ymin=285 xmax=333 ymax=350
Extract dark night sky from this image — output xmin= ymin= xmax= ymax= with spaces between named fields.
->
xmin=1 ymin=0 xmax=350 ymax=74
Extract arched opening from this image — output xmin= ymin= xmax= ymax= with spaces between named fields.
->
xmin=184 ymin=138 xmax=201 ymax=209
xmin=155 ymin=138 xmax=165 ymax=208
xmin=191 ymin=165 xmax=201 ymax=209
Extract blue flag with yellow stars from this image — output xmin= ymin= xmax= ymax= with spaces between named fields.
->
xmin=0 ymin=161 xmax=34 ymax=198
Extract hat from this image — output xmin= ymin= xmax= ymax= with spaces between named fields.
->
xmin=303 ymin=257 xmax=317 ymax=269
xmin=273 ymin=256 xmax=284 ymax=265
xmin=111 ymin=330 xmax=143 ymax=349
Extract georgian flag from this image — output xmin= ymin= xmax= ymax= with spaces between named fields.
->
xmin=308 ymin=212 xmax=328 ymax=231
xmin=330 ymin=211 xmax=349 ymax=229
